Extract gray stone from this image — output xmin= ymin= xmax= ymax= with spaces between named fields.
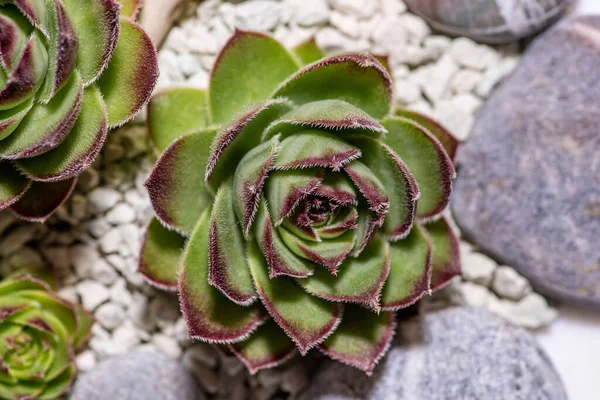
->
xmin=451 ymin=17 xmax=600 ymax=309
xmin=299 ymin=308 xmax=567 ymax=400
xmin=405 ymin=0 xmax=570 ymax=44
xmin=71 ymin=351 xmax=202 ymax=400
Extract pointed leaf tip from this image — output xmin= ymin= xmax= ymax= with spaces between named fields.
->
xmin=9 ymin=178 xmax=76 ymax=222
xmin=424 ymin=217 xmax=461 ymax=291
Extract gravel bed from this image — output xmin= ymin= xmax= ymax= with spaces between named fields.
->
xmin=0 ymin=1 xmax=557 ymax=398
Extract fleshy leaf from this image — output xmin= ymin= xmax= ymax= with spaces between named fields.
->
xmin=265 ymin=168 xmax=323 ymax=225
xmin=262 ymin=99 xmax=386 ymax=141
xmin=0 ymin=31 xmax=48 ymax=111
xmin=148 ymin=88 xmax=210 ymax=153
xmin=0 ymin=98 xmax=34 ymax=141
xmin=320 ymin=305 xmax=395 ymax=375
xmin=299 ymin=235 xmax=390 ymax=311
xmin=179 ymin=209 xmax=266 ymax=343
xmin=62 ymin=0 xmax=121 ymax=85
xmin=316 ymin=207 xmax=358 ymax=239
xmin=138 ymin=218 xmax=186 ymax=291
xmin=381 ymin=224 xmax=432 ymax=311
xmin=9 ymin=178 xmax=76 ymax=222
xmin=247 ymin=241 xmax=342 ymax=355
xmin=17 ymin=84 xmax=108 ymax=181
xmin=272 ymin=53 xmax=393 ymax=119
xmin=0 ymin=71 xmax=83 ymax=160
xmin=205 ymin=99 xmax=291 ymax=192
xmin=382 ymin=117 xmax=455 ymax=221
xmin=72 ymin=304 xmax=94 ymax=348
xmin=118 ymin=0 xmax=143 ymax=18
xmin=423 ymin=217 xmax=461 ymax=290
xmin=208 ymin=29 xmax=299 ymax=124
xmin=0 ymin=162 xmax=30 ymax=211
xmin=349 ymin=136 xmax=418 ymax=240
xmin=0 ymin=7 xmax=32 ymax=72
xmin=13 ymin=0 xmax=48 ymax=37
xmin=229 ymin=320 xmax=296 ymax=374
xmin=37 ymin=365 xmax=75 ymax=400
xmin=209 ymin=180 xmax=256 ymax=305
xmin=145 ymin=128 xmax=217 ymax=233
xmin=273 ymin=130 xmax=361 ymax=171
xmin=233 ymin=136 xmax=279 ymax=236
xmin=280 ymin=228 xmax=354 ymax=274
xmin=291 ymin=38 xmax=324 ymax=66
xmin=97 ymin=17 xmax=158 ymax=127
xmin=396 ymin=108 xmax=459 ymax=161
xmin=253 ymin=199 xmax=313 ymax=278
xmin=313 ymin=174 xmax=357 ymax=206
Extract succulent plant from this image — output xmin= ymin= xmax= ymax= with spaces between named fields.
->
xmin=0 ymin=268 xmax=93 ymax=399
xmin=0 ymin=0 xmax=158 ymax=222
xmin=140 ymin=30 xmax=461 ymax=375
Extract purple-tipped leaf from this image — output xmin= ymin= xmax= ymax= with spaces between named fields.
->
xmin=0 ymin=7 xmax=31 ymax=71
xmin=9 ymin=177 xmax=76 ymax=222
xmin=316 ymin=207 xmax=358 ymax=239
xmin=423 ymin=217 xmax=461 ymax=290
xmin=119 ymin=0 xmax=143 ymax=18
xmin=299 ymin=235 xmax=391 ymax=312
xmin=381 ymin=224 xmax=432 ymax=311
xmin=179 ymin=209 xmax=266 ymax=343
xmin=138 ymin=218 xmax=186 ymax=291
xmin=13 ymin=0 xmax=49 ymax=37
xmin=229 ymin=320 xmax=296 ymax=374
xmin=247 ymin=241 xmax=342 ymax=355
xmin=0 ymin=162 xmax=30 ymax=211
xmin=272 ymin=54 xmax=393 ymax=119
xmin=209 ymin=180 xmax=257 ymax=305
xmin=0 ymin=98 xmax=34 ymax=141
xmin=320 ymin=305 xmax=395 ymax=375
xmin=313 ymin=174 xmax=358 ymax=207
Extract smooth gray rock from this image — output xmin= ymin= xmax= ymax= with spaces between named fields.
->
xmin=70 ymin=350 xmax=203 ymax=400
xmin=451 ymin=16 xmax=600 ymax=309
xmin=299 ymin=308 xmax=566 ymax=400
xmin=405 ymin=0 xmax=569 ymax=43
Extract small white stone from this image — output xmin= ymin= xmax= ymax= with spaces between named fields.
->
xmin=450 ymin=281 xmax=495 ymax=308
xmin=95 ymin=303 xmax=126 ymax=330
xmin=182 ymin=344 xmax=219 ymax=369
xmin=85 ymin=219 xmax=111 ymax=238
xmin=450 ymin=69 xmax=483 ymax=93
xmin=415 ymin=54 xmax=459 ymax=102
xmin=186 ymin=23 xmax=218 ymax=54
xmin=76 ymin=280 xmax=110 ymax=310
xmin=164 ymin=27 xmax=189 ymax=53
xmin=109 ymin=278 xmax=133 ymax=306
xmin=380 ymin=0 xmax=407 ymax=15
xmin=399 ymin=13 xmax=430 ymax=44
xmin=452 ymin=93 xmax=483 ymax=115
xmin=42 ymin=247 xmax=70 ymax=271
xmin=88 ymin=188 xmax=121 ymax=213
xmin=371 ymin=16 xmax=406 ymax=54
xmin=492 ymin=266 xmax=532 ymax=301
xmin=106 ymin=203 xmax=136 ymax=225
xmin=234 ymin=0 xmax=282 ymax=32
xmin=100 ymin=228 xmax=121 ymax=254
xmin=56 ymin=286 xmax=79 ymax=304
xmin=449 ymin=37 xmax=499 ymax=71
xmin=488 ymin=293 xmax=558 ymax=330
xmin=128 ymin=292 xmax=156 ymax=331
xmin=76 ymin=350 xmax=97 ymax=372
xmin=281 ymin=365 xmax=308 ymax=394
xmin=432 ymin=100 xmax=474 ymax=141
xmin=407 ymin=100 xmax=435 ymax=118
xmin=197 ymin=0 xmax=220 ymax=23
xmin=149 ymin=295 xmax=181 ymax=328
xmin=329 ymin=0 xmax=378 ymax=19
xmin=158 ymin=49 xmax=184 ymax=82
xmin=7 ymin=247 xmax=43 ymax=270
xmin=329 ymin=11 xmax=361 ymax=39
xmin=187 ymin=69 xmax=209 ymax=89
xmin=461 ymin=252 xmax=497 ymax=286
xmin=316 ymin=27 xmax=369 ymax=53
xmin=1 ymin=226 xmax=37 ymax=256
xmin=91 ymin=259 xmax=118 ymax=285
xmin=209 ymin=17 xmax=233 ymax=50
xmin=178 ymin=53 xmax=201 ymax=77
xmin=476 ymin=57 xmax=519 ymax=97
xmin=395 ymin=79 xmax=422 ymax=105
xmin=423 ymin=35 xmax=451 ymax=58
xmin=112 ymin=321 xmax=141 ymax=350
xmin=287 ymin=0 xmax=330 ymax=27
xmin=257 ymin=369 xmax=282 ymax=388
xmin=152 ymin=334 xmax=182 ymax=359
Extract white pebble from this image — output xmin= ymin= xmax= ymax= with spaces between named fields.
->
xmin=395 ymin=79 xmax=423 ymax=105
xmin=95 ymin=303 xmax=126 ymax=330
xmin=152 ymin=334 xmax=182 ymax=359
xmin=450 ymin=69 xmax=483 ymax=94
xmin=106 ymin=203 xmax=136 ymax=225
xmin=449 ymin=37 xmax=499 ymax=71
xmin=461 ymin=252 xmax=497 ymax=286
xmin=329 ymin=0 xmax=378 ymax=19
xmin=76 ymin=350 xmax=97 ymax=372
xmin=76 ymin=280 xmax=110 ymax=310
xmin=234 ymin=0 xmax=282 ymax=32
xmin=492 ymin=266 xmax=532 ymax=301
xmin=100 ymin=228 xmax=122 ymax=254
xmin=88 ymin=188 xmax=121 ymax=213
xmin=288 ymin=0 xmax=330 ymax=27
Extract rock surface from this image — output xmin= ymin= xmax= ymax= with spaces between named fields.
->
xmin=299 ymin=307 xmax=567 ymax=400
xmin=452 ymin=16 xmax=600 ymax=309
xmin=405 ymin=0 xmax=570 ymax=44
xmin=70 ymin=351 xmax=202 ymax=400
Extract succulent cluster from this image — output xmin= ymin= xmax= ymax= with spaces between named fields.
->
xmin=0 ymin=269 xmax=93 ymax=399
xmin=140 ymin=30 xmax=461 ymax=375
xmin=0 ymin=0 xmax=158 ymax=222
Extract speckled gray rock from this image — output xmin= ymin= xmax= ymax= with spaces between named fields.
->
xmin=452 ymin=16 xmax=600 ymax=309
xmin=299 ymin=307 xmax=566 ymax=400
xmin=405 ymin=0 xmax=569 ymax=43
xmin=70 ymin=351 xmax=202 ymax=400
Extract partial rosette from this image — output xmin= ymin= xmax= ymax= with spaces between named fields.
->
xmin=0 ymin=0 xmax=158 ymax=222
xmin=0 ymin=269 xmax=93 ymax=400
xmin=140 ymin=30 xmax=461 ymax=375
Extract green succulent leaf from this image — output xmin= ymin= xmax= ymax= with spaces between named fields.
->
xmin=320 ymin=305 xmax=395 ymax=376
xmin=423 ymin=217 xmax=461 ymax=290
xmin=179 ymin=209 xmax=267 ymax=343
xmin=17 ymin=84 xmax=108 ymax=181
xmin=381 ymin=116 xmax=455 ymax=221
xmin=13 ymin=0 xmax=49 ymax=37
xmin=247 ymin=241 xmax=342 ymax=355
xmin=148 ymin=88 xmax=210 ymax=153
xmin=272 ymin=54 xmax=393 ymax=119
xmin=228 ymin=319 xmax=296 ymax=375
xmin=9 ymin=177 xmax=76 ymax=222
xmin=381 ymin=224 xmax=432 ymax=311
xmin=0 ymin=98 xmax=34 ymax=141
xmin=118 ymin=0 xmax=143 ymax=18
xmin=299 ymin=235 xmax=390 ymax=312
xmin=0 ymin=7 xmax=33 ymax=72
xmin=209 ymin=29 xmax=300 ymax=124
xmin=97 ymin=17 xmax=158 ymax=127
xmin=145 ymin=128 xmax=218 ymax=233
xmin=138 ymin=217 xmax=186 ymax=291
xmin=0 ymin=162 xmax=30 ymax=211
xmin=291 ymin=38 xmax=324 ymax=66
xmin=72 ymin=304 xmax=93 ymax=348
xmin=61 ymin=0 xmax=120 ymax=85
xmin=209 ymin=180 xmax=256 ymax=305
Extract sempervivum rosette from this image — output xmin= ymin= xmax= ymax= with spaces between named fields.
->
xmin=140 ymin=30 xmax=461 ymax=375
xmin=0 ymin=0 xmax=158 ymax=221
xmin=0 ymin=269 xmax=93 ymax=399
